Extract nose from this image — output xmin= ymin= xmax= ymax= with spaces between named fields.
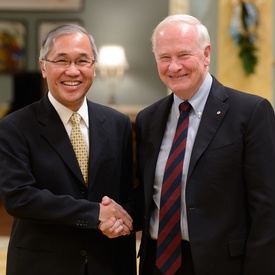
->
xmin=168 ymin=57 xmax=182 ymax=72
xmin=65 ymin=62 xmax=81 ymax=75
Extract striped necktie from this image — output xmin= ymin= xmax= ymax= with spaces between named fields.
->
xmin=156 ymin=101 xmax=191 ymax=275
xmin=70 ymin=113 xmax=89 ymax=186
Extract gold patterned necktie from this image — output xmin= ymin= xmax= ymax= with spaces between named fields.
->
xmin=69 ymin=113 xmax=89 ymax=186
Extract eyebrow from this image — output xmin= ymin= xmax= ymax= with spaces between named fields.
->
xmin=53 ymin=53 xmax=91 ymax=58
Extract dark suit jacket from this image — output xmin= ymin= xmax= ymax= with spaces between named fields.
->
xmin=0 ymin=95 xmax=136 ymax=275
xmin=135 ymin=76 xmax=275 ymax=275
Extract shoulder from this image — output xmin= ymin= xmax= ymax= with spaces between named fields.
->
xmin=225 ymin=88 xmax=273 ymax=114
xmin=137 ymin=95 xmax=173 ymax=120
xmin=0 ymin=101 xmax=38 ymax=125
xmin=211 ymin=76 xmax=272 ymax=110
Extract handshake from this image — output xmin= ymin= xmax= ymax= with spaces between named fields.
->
xmin=98 ymin=196 xmax=133 ymax=239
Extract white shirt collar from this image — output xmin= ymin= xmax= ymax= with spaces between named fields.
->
xmin=173 ymin=73 xmax=212 ymax=119
xmin=48 ymin=91 xmax=89 ymax=128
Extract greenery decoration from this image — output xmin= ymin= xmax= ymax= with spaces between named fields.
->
xmin=229 ymin=1 xmax=259 ymax=75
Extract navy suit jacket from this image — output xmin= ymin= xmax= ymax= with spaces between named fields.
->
xmin=135 ymin=76 xmax=275 ymax=275
xmin=0 ymin=95 xmax=136 ymax=275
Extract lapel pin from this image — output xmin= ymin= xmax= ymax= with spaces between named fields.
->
xmin=217 ymin=111 xmax=221 ymax=115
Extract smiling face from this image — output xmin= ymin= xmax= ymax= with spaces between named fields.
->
xmin=154 ymin=23 xmax=211 ymax=100
xmin=40 ymin=32 xmax=96 ymax=111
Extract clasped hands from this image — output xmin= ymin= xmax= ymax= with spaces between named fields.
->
xmin=98 ymin=196 xmax=133 ymax=238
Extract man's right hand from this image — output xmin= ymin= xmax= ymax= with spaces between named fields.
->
xmin=98 ymin=196 xmax=133 ymax=238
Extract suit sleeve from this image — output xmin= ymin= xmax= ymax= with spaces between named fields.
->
xmin=0 ymin=117 xmax=100 ymax=229
xmin=243 ymin=98 xmax=275 ymax=274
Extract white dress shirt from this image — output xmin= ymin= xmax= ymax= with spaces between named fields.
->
xmin=47 ymin=92 xmax=90 ymax=154
xmin=150 ymin=73 xmax=212 ymax=241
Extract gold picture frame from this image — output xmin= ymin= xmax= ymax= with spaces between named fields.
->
xmin=0 ymin=0 xmax=83 ymax=11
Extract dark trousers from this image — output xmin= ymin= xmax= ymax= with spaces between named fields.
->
xmin=142 ymin=237 xmax=195 ymax=275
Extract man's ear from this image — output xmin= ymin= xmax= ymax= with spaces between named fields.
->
xmin=40 ymin=60 xmax=47 ymax=78
xmin=204 ymin=44 xmax=211 ymax=66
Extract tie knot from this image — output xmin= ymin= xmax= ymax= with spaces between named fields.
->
xmin=70 ymin=113 xmax=81 ymax=125
xmin=179 ymin=101 xmax=192 ymax=114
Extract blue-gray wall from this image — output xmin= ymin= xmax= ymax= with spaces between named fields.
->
xmin=0 ymin=0 xmax=168 ymax=106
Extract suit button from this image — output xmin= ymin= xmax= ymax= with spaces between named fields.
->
xmin=80 ymin=249 xmax=87 ymax=257
xmin=75 ymin=219 xmax=88 ymax=227
xmin=81 ymin=189 xmax=87 ymax=195
xmin=80 ymin=250 xmax=88 ymax=263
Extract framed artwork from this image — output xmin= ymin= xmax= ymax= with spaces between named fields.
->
xmin=0 ymin=0 xmax=83 ymax=11
xmin=0 ymin=20 xmax=27 ymax=73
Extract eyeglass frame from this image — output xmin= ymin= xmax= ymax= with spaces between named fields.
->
xmin=42 ymin=57 xmax=96 ymax=68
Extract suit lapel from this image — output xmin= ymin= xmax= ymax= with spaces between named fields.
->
xmin=142 ymin=95 xmax=173 ymax=200
xmin=37 ymin=98 xmax=111 ymax=188
xmin=187 ymin=78 xmax=230 ymax=179
xmin=86 ymin=102 xmax=108 ymax=188
xmin=37 ymin=96 xmax=86 ymax=185
xmin=146 ymin=97 xmax=173 ymax=149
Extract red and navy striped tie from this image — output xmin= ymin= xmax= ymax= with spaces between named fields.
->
xmin=156 ymin=101 xmax=191 ymax=275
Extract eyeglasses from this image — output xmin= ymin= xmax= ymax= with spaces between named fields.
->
xmin=43 ymin=57 xmax=96 ymax=68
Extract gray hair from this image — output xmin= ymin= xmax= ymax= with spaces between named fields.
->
xmin=151 ymin=14 xmax=210 ymax=53
xmin=39 ymin=24 xmax=98 ymax=61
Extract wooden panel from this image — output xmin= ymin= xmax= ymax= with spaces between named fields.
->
xmin=217 ymin=0 xmax=273 ymax=103
xmin=0 ymin=202 xmax=12 ymax=236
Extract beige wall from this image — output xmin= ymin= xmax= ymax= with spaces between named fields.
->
xmin=217 ymin=0 xmax=273 ymax=103
xmin=169 ymin=0 xmax=189 ymax=14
